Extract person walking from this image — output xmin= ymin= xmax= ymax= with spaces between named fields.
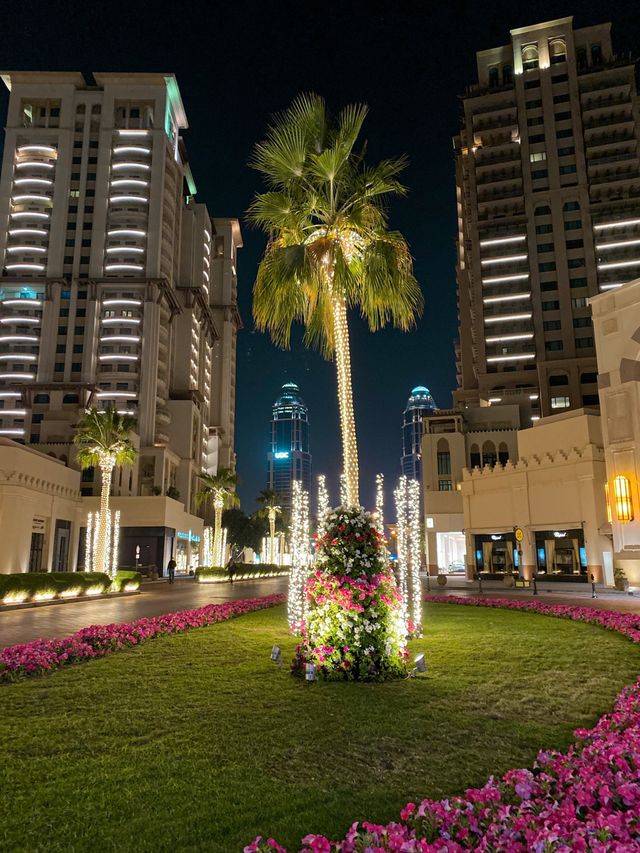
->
xmin=226 ymin=555 xmax=236 ymax=584
xmin=167 ymin=556 xmax=177 ymax=585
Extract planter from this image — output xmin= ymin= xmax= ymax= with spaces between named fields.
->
xmin=503 ymin=574 xmax=515 ymax=588
xmin=615 ymin=579 xmax=630 ymax=592
xmin=437 ymin=574 xmax=447 ymax=586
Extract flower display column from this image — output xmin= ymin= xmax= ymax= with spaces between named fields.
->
xmin=296 ymin=506 xmax=408 ymax=681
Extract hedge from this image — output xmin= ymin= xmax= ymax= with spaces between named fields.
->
xmin=195 ymin=564 xmax=287 ymax=583
xmin=0 ymin=570 xmax=141 ymax=604
xmin=110 ymin=570 xmax=142 ymax=592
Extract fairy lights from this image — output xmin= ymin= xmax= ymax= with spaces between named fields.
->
xmin=333 ymin=296 xmax=359 ymax=507
xmin=394 ymin=476 xmax=409 ymax=639
xmin=375 ymin=473 xmax=385 ymax=535
xmin=202 ymin=526 xmax=213 ymax=566
xmin=340 ymin=472 xmax=348 ymax=506
xmin=86 ymin=509 xmax=120 ymax=579
xmin=394 ymin=475 xmax=422 ymax=638
xmin=288 ymin=479 xmax=310 ymax=633
xmin=317 ymin=474 xmax=330 ymax=530
xmin=85 ymin=512 xmax=93 ymax=571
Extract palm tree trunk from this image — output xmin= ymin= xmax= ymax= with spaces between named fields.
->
xmin=96 ymin=461 xmax=113 ymax=575
xmin=213 ymin=497 xmax=224 ymax=566
xmin=332 ymin=296 xmax=359 ymax=507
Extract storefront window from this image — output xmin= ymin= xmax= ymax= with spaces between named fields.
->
xmin=474 ymin=532 xmax=516 ymax=574
xmin=436 ymin=531 xmax=466 ymax=572
xmin=534 ymin=529 xmax=585 ymax=576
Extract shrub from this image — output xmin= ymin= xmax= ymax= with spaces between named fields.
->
xmin=195 ymin=564 xmax=285 ymax=583
xmin=0 ymin=571 xmax=112 ymax=604
xmin=111 ymin=570 xmax=142 ymax=592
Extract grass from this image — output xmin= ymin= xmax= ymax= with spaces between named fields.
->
xmin=2 ymin=602 xmax=639 ymax=852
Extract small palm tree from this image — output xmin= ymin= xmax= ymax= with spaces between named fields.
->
xmin=257 ymin=488 xmax=282 ymax=564
xmin=74 ymin=406 xmax=137 ymax=576
xmin=249 ymin=94 xmax=423 ymax=507
xmin=196 ymin=468 xmax=239 ymax=566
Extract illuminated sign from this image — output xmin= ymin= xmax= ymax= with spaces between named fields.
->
xmin=177 ymin=530 xmax=201 ymax=543
xmin=274 ymin=451 xmax=289 ymax=459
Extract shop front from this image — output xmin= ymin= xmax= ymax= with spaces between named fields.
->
xmin=175 ymin=529 xmax=201 ymax=574
xmin=474 ymin=532 xmax=518 ymax=576
xmin=534 ymin=528 xmax=587 ymax=580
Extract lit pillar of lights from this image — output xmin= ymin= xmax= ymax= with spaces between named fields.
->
xmin=339 ymin=472 xmax=348 ymax=506
xmin=375 ymin=473 xmax=385 ymax=535
xmin=332 ymin=295 xmax=359 ymax=508
xmin=288 ymin=479 xmax=310 ymax=634
xmin=92 ymin=511 xmax=100 ymax=569
xmin=394 ymin=475 xmax=409 ymax=639
xmin=317 ymin=474 xmax=329 ymax=533
xmin=221 ymin=527 xmax=228 ymax=566
xmin=110 ymin=510 xmax=121 ymax=578
xmin=104 ymin=509 xmax=112 ymax=579
xmin=261 ymin=536 xmax=268 ymax=563
xmin=407 ymin=479 xmax=422 ymax=635
xmin=202 ymin=526 xmax=212 ymax=566
xmin=85 ymin=512 xmax=93 ymax=571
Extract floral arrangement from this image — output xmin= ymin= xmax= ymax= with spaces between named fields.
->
xmin=247 ymin=595 xmax=640 ymax=851
xmin=0 ymin=593 xmax=284 ymax=683
xmin=294 ymin=506 xmax=408 ymax=681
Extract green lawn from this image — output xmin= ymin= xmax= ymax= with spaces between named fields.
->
xmin=2 ymin=602 xmax=639 ymax=852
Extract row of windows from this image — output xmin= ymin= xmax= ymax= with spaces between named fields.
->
xmin=539 ymin=258 xmax=584 ymax=272
xmin=545 ymin=338 xmax=594 ymax=350
xmin=543 ymin=317 xmax=591 ymax=331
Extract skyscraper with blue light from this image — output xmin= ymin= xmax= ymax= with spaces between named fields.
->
xmin=401 ymin=385 xmax=437 ymax=480
xmin=267 ymin=382 xmax=311 ymax=510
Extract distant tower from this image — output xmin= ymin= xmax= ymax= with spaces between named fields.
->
xmin=267 ymin=382 xmax=312 ymax=510
xmin=401 ymin=386 xmax=437 ymax=480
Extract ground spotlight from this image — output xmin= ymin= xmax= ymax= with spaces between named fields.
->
xmin=271 ymin=644 xmax=282 ymax=668
xmin=409 ymin=653 xmax=427 ymax=678
xmin=305 ymin=663 xmax=316 ymax=682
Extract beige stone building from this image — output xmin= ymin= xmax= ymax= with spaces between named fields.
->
xmin=591 ymin=276 xmax=640 ymax=584
xmin=454 ymin=17 xmax=640 ymax=421
xmin=460 ymin=409 xmax=612 ymax=582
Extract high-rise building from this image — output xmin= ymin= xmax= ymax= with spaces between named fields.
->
xmin=0 ymin=72 xmax=242 ymax=515
xmin=267 ymin=381 xmax=311 ymax=510
xmin=401 ymin=385 xmax=436 ymax=479
xmin=454 ymin=17 xmax=640 ymax=422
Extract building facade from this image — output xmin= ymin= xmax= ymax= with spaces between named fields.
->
xmin=0 ymin=72 xmax=241 ymax=519
xmin=422 ymin=405 xmax=521 ymax=573
xmin=400 ymin=385 xmax=436 ymax=480
xmin=591 ymin=276 xmax=640 ymax=584
xmin=267 ymin=381 xmax=311 ymax=510
xmin=454 ymin=17 xmax=640 ymax=422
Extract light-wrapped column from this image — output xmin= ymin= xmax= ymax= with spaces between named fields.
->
xmin=394 ymin=475 xmax=409 ymax=639
xmin=288 ymin=479 xmax=310 ymax=634
xmin=407 ymin=478 xmax=422 ymax=635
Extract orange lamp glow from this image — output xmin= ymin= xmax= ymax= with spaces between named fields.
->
xmin=613 ymin=475 xmax=634 ymax=523
xmin=604 ymin=482 xmax=612 ymax=524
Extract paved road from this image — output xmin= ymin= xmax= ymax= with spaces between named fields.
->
xmin=0 ymin=577 xmax=288 ymax=648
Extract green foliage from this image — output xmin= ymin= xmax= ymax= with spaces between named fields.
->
xmin=111 ymin=570 xmax=142 ymax=592
xmin=73 ymin=406 xmax=137 ymax=470
xmin=249 ymin=93 xmax=423 ymax=359
xmin=0 ymin=571 xmax=111 ymax=602
xmin=195 ymin=564 xmax=285 ymax=582
xmin=222 ymin=507 xmax=266 ymax=551
xmin=195 ymin=467 xmax=240 ymax=510
xmin=165 ymin=486 xmax=181 ymax=500
xmin=614 ymin=566 xmax=628 ymax=582
xmin=1 ymin=604 xmax=639 ymax=851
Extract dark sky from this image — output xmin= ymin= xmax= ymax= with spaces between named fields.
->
xmin=3 ymin=0 xmax=639 ymax=511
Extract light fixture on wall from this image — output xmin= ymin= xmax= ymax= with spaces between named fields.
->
xmin=613 ymin=475 xmax=634 ymax=523
xmin=604 ymin=483 xmax=612 ymax=524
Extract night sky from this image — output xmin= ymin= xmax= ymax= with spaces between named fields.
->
xmin=3 ymin=0 xmax=639 ymax=511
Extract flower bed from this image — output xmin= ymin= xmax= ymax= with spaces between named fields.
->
xmin=0 ymin=593 xmax=284 ymax=683
xmin=247 ymin=595 xmax=640 ymax=852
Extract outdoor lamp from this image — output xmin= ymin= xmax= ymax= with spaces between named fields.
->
xmin=414 ymin=653 xmax=427 ymax=674
xmin=613 ymin=475 xmax=634 ymax=523
xmin=271 ymin=645 xmax=282 ymax=668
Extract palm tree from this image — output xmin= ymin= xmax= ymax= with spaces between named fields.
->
xmin=249 ymin=94 xmax=423 ymax=507
xmin=256 ymin=488 xmax=282 ymax=565
xmin=74 ymin=406 xmax=137 ymax=576
xmin=195 ymin=468 xmax=239 ymax=566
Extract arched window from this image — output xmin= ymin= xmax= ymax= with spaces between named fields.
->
xmin=563 ymin=200 xmax=580 ymax=212
xmin=470 ymin=443 xmax=481 ymax=469
xmin=489 ymin=66 xmax=499 ymax=88
xmin=576 ymin=47 xmax=588 ymax=69
xmin=549 ymin=374 xmax=569 ymax=386
xmin=535 ymin=205 xmax=551 ymax=216
xmin=498 ymin=442 xmax=509 ymax=465
xmin=502 ymin=64 xmax=513 ymax=85
xmin=63 ymin=393 xmax=79 ymax=403
xmin=482 ymin=440 xmax=497 ymax=468
xmin=549 ymin=39 xmax=567 ymax=64
xmin=437 ymin=438 xmax=451 ymax=476
xmin=591 ymin=43 xmax=602 ymax=66
xmin=581 ymin=372 xmax=598 ymax=384
xmin=33 ymin=393 xmax=49 ymax=404
xmin=522 ymin=44 xmax=539 ymax=71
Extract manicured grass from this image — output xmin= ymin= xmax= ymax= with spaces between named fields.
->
xmin=2 ymin=602 xmax=639 ymax=852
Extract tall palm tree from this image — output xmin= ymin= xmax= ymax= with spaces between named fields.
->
xmin=249 ymin=94 xmax=423 ymax=507
xmin=195 ymin=468 xmax=239 ymax=566
xmin=256 ymin=488 xmax=282 ymax=564
xmin=74 ymin=406 xmax=137 ymax=576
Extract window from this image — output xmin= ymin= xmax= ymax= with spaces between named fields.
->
xmin=498 ymin=442 xmax=509 ymax=465
xmin=532 ymin=169 xmax=548 ymax=179
xmin=591 ymin=43 xmax=602 ymax=65
xmin=537 ymin=243 xmax=554 ymax=253
xmin=76 ymin=309 xmax=86 ymax=317
xmin=522 ymin=44 xmax=539 ymax=71
xmin=555 ymin=112 xmax=572 ymax=122
xmin=73 ymin=344 xmax=83 ymax=353
xmin=543 ymin=300 xmax=560 ymax=310
xmin=549 ymin=39 xmax=567 ymax=64
xmin=570 ymin=277 xmax=587 ymax=288
xmin=524 ymin=79 xmax=540 ymax=90
xmin=489 ymin=66 xmax=499 ymax=88
xmin=546 ymin=340 xmax=563 ymax=351
xmin=74 ymin=326 xmax=83 ymax=335
xmin=558 ymin=146 xmax=575 ymax=156
xmin=556 ymin=129 xmax=572 ymax=138
xmin=576 ymin=337 xmax=594 ymax=348
xmin=482 ymin=441 xmax=497 ymax=467
xmin=539 ymin=262 xmax=556 ymax=272
xmin=560 ymin=164 xmax=577 ymax=174
xmin=71 ymin=363 xmax=81 ymax=371
xmin=536 ymin=223 xmax=553 ymax=234
xmin=470 ymin=444 xmax=481 ymax=468
xmin=57 ymin=326 xmax=67 ymax=335
xmin=566 ymin=239 xmax=584 ymax=249
xmin=564 ymin=220 xmax=582 ymax=230
xmin=552 ymin=73 xmax=569 ymax=83
xmin=527 ymin=116 xmax=544 ymax=126
xmin=503 ymin=64 xmax=513 ymax=84
xmin=544 ymin=320 xmax=561 ymax=330
xmin=581 ymin=372 xmax=597 ymax=384
xmin=56 ymin=344 xmax=65 ymax=353
xmin=529 ymin=133 xmax=545 ymax=144
xmin=526 ymin=99 xmax=542 ymax=109
xmin=553 ymin=93 xmax=570 ymax=104
xmin=551 ymin=395 xmax=570 ymax=409
xmin=550 ymin=374 xmax=568 ymax=386
xmin=577 ymin=47 xmax=588 ymax=69
xmin=437 ymin=452 xmax=451 ymax=476
xmin=535 ymin=205 xmax=551 ymax=216
xmin=438 ymin=480 xmax=453 ymax=492
xmin=59 ymin=308 xmax=69 ymax=317
xmin=582 ymin=393 xmax=599 ymax=406
xmin=568 ymin=258 xmax=584 ymax=269
xmin=33 ymin=393 xmax=49 ymax=403
xmin=54 ymin=363 xmax=64 ymax=372
xmin=31 ymin=414 xmax=43 ymax=424
xmin=64 ymin=256 xmax=73 ymax=264
xmin=71 ymin=172 xmax=81 ymax=180
xmin=530 ymin=151 xmax=546 ymax=162
xmin=572 ymin=297 xmax=587 ymax=308
xmin=117 ymin=365 xmax=130 ymax=372
xmin=541 ymin=281 xmax=557 ymax=292
xmin=65 ymin=239 xmax=74 ymax=247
